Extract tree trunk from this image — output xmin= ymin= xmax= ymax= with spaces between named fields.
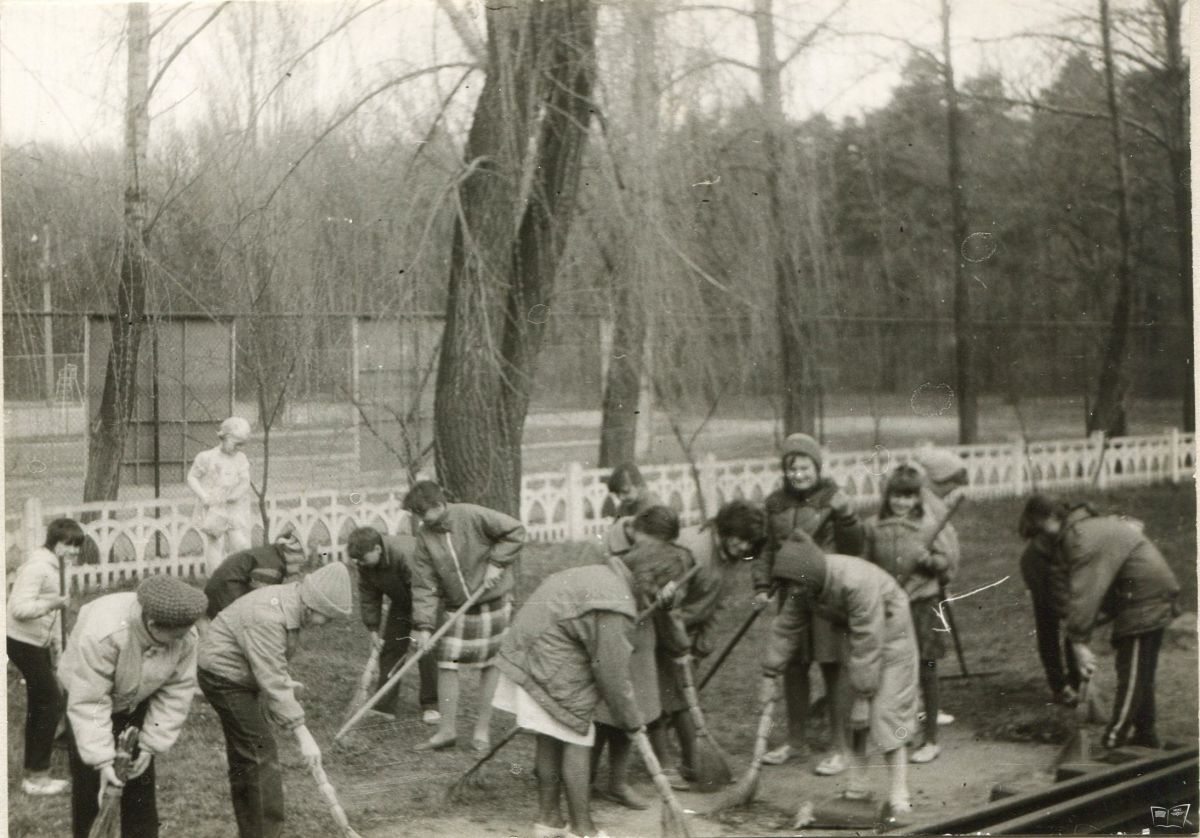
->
xmin=755 ymin=0 xmax=815 ymax=436
xmin=1087 ymin=0 xmax=1135 ymax=437
xmin=940 ymin=0 xmax=977 ymax=443
xmin=1160 ymin=0 xmax=1192 ymax=431
xmin=598 ymin=0 xmax=658 ymax=469
xmin=83 ymin=2 xmax=151 ymax=502
xmin=433 ymin=0 xmax=597 ymax=515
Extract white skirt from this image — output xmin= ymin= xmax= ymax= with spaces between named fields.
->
xmin=493 ymin=672 xmax=595 ymax=747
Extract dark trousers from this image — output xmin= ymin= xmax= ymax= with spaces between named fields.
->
xmin=1105 ymin=628 xmax=1164 ymax=748
xmin=7 ymin=637 xmax=62 ymax=772
xmin=377 ymin=609 xmax=438 ymax=714
xmin=198 ymin=668 xmax=286 ymax=838
xmin=67 ymin=701 xmax=158 ymax=838
xmin=1031 ymin=596 xmax=1081 ymax=694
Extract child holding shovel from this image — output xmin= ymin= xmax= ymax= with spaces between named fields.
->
xmin=766 ymin=533 xmax=919 ymax=818
xmin=652 ymin=500 xmax=766 ymax=790
xmin=493 ymin=541 xmax=680 ymax=838
xmin=1019 ymin=497 xmax=1180 ymax=750
xmin=198 ymin=562 xmax=354 ymax=838
xmin=7 ymin=517 xmax=84 ymax=796
xmin=405 ymin=480 xmax=525 ymax=754
xmin=754 ymin=433 xmax=862 ymax=776
xmin=346 ymin=525 xmax=439 ymax=723
xmin=58 ymin=574 xmax=209 ymax=837
xmin=865 ymin=465 xmax=959 ymax=764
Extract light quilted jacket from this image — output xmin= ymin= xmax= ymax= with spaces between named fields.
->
xmin=7 ymin=547 xmax=65 ymax=648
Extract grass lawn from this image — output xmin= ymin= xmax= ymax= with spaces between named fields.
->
xmin=8 ymin=482 xmax=1196 ymax=837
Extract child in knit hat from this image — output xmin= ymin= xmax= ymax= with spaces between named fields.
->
xmin=198 ymin=562 xmax=353 ymax=838
xmin=755 ymin=433 xmax=862 ymax=775
xmin=58 ymin=573 xmax=208 ymax=838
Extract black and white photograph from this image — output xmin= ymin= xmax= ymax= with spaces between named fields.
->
xmin=2 ymin=0 xmax=1196 ymax=835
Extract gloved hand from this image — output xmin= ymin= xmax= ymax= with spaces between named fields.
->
xmin=656 ymin=580 xmax=680 ymax=610
xmin=752 ymin=591 xmax=772 ymax=611
xmin=294 ymin=726 xmax=322 ymax=771
xmin=412 ymin=629 xmax=432 ymax=650
xmin=127 ymin=749 xmax=153 ymax=780
xmin=369 ymin=630 xmax=383 ymax=651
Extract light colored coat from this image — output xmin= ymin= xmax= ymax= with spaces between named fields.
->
xmin=865 ymin=509 xmax=959 ymax=601
xmin=7 ymin=546 xmax=64 ymax=648
xmin=198 ymin=584 xmax=306 ymax=731
xmin=57 ymin=593 xmax=198 ymax=766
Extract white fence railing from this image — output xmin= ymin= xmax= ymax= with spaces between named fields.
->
xmin=7 ymin=430 xmax=1194 ymax=593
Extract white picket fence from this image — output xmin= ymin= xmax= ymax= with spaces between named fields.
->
xmin=7 ymin=429 xmax=1194 ymax=593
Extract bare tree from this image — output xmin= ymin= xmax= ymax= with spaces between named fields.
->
xmin=434 ymin=0 xmax=598 ymax=514
xmin=1087 ymin=0 xmax=1136 ymax=436
xmin=940 ymin=0 xmax=978 ymax=443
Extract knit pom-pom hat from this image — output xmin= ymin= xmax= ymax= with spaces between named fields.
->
xmin=137 ymin=575 xmax=208 ymax=628
xmin=771 ymin=531 xmax=828 ymax=593
xmin=781 ymin=433 xmax=823 ymax=472
xmin=298 ymin=562 xmax=352 ymax=619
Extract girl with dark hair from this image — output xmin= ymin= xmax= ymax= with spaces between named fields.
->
xmin=7 ymin=517 xmax=84 ymax=795
xmin=865 ymin=465 xmax=959 ymax=764
xmin=605 ymin=463 xmax=662 ymax=518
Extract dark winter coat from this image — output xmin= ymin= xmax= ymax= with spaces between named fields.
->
xmin=753 ymin=477 xmax=864 ymax=593
xmin=204 ymin=544 xmax=303 ymax=618
xmin=358 ymin=535 xmax=420 ymax=631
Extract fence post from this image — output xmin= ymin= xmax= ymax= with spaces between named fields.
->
xmin=22 ymin=496 xmax=43 ymax=565
xmin=699 ymin=453 xmax=719 ymax=521
xmin=1009 ymin=435 xmax=1026 ymax=497
xmin=565 ymin=462 xmax=583 ymax=541
xmin=1090 ymin=430 xmax=1108 ymax=489
xmin=1168 ymin=427 xmax=1181 ymax=484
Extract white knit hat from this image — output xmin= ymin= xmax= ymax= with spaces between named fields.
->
xmin=298 ymin=562 xmax=352 ymax=619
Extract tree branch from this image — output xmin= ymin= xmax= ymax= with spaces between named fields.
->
xmin=435 ymin=0 xmax=486 ymax=65
xmin=963 ymin=92 xmax=1168 ymax=149
xmin=778 ymin=0 xmax=850 ymax=69
xmin=146 ymin=2 xmax=231 ymax=103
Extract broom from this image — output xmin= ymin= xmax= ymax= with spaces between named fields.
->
xmin=674 ymin=655 xmax=732 ymax=790
xmin=1053 ymin=677 xmax=1092 ymax=767
xmin=342 ymin=599 xmax=389 ymax=726
xmin=310 ymin=759 xmax=364 ymax=838
xmin=697 ymin=607 xmax=762 ymax=691
xmin=336 ymin=582 xmax=491 ymax=742
xmin=631 ymin=729 xmax=694 ymax=838
xmin=706 ymin=675 xmax=776 ymax=815
xmin=87 ymin=726 xmax=138 ymax=838
xmin=445 ymin=725 xmax=523 ymax=802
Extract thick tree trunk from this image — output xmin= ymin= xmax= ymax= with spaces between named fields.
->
xmin=1087 ymin=0 xmax=1135 ymax=437
xmin=434 ymin=0 xmax=597 ymax=515
xmin=1160 ymin=0 xmax=1192 ymax=431
xmin=940 ymin=0 xmax=978 ymax=443
xmin=755 ymin=0 xmax=815 ymax=436
xmin=83 ymin=3 xmax=151 ymax=502
xmin=598 ymin=0 xmax=658 ymax=469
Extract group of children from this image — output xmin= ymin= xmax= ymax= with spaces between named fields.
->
xmin=5 ymin=420 xmax=1182 ymax=838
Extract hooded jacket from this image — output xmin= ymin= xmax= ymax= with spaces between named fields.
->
xmin=494 ymin=559 xmax=642 ymax=734
xmin=754 ymin=476 xmax=865 ymax=593
xmin=1053 ymin=507 xmax=1180 ymax=642
xmin=411 ymin=503 xmax=525 ymax=631
xmin=58 ymin=593 xmax=198 ymax=766
xmin=7 ymin=546 xmax=65 ymax=648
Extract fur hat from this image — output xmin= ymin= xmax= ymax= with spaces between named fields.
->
xmin=771 ymin=531 xmax=827 ymax=592
xmin=913 ymin=447 xmax=967 ymax=484
xmin=782 ymin=433 xmax=822 ymax=471
xmin=298 ymin=562 xmax=352 ymax=619
xmin=218 ymin=416 xmax=252 ymax=442
xmin=137 ymin=575 xmax=208 ymax=628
